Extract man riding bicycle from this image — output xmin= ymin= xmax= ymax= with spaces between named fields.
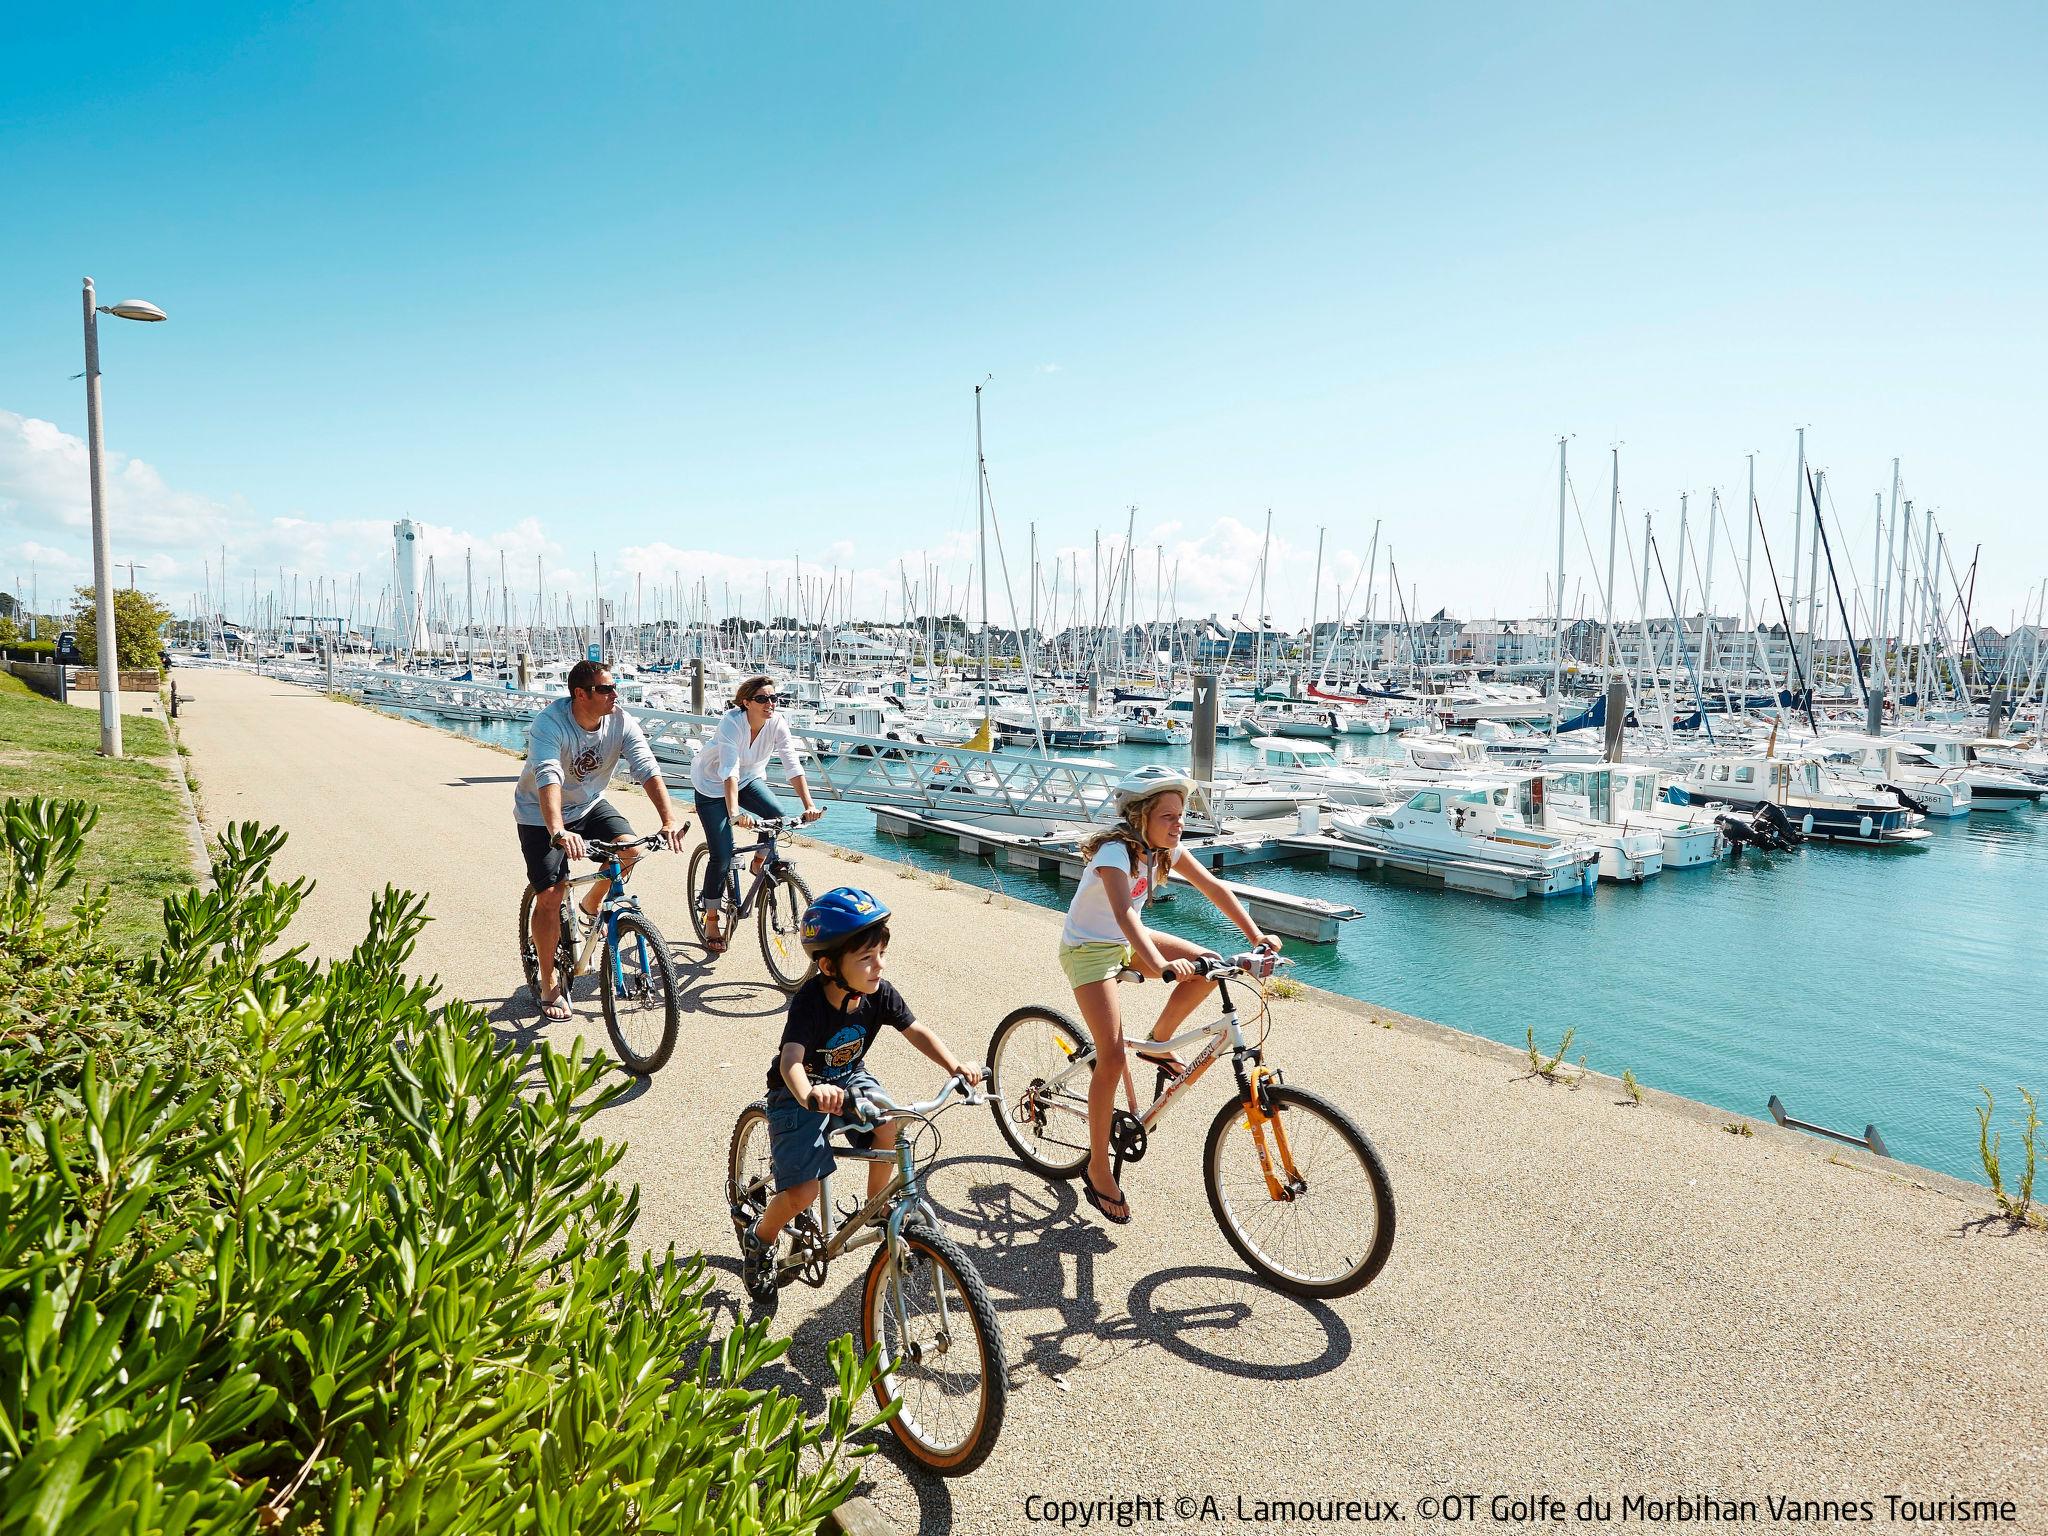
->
xmin=515 ymin=658 xmax=687 ymax=1020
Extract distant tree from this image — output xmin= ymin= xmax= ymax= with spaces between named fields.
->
xmin=72 ymin=585 xmax=173 ymax=669
xmin=0 ymin=615 xmax=19 ymax=647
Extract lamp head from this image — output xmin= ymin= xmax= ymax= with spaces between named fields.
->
xmin=99 ymin=299 xmax=168 ymax=323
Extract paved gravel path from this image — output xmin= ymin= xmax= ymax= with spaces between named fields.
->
xmin=179 ymin=668 xmax=2048 ymax=1535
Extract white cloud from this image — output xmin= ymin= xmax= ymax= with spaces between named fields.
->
xmin=1 ymin=408 xmax=1374 ymax=630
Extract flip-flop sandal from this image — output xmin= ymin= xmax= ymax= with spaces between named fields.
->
xmin=538 ymin=991 xmax=572 ymax=1022
xmin=1082 ymin=1172 xmax=1131 ymax=1225
xmin=702 ymin=929 xmax=729 ymax=955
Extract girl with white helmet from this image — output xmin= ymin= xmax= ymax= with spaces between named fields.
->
xmin=1059 ymin=764 xmax=1280 ymax=1223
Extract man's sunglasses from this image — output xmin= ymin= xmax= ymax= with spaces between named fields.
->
xmin=581 ymin=683 xmax=618 ymax=696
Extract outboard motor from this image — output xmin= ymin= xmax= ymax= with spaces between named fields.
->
xmin=1715 ymin=812 xmax=1760 ymax=854
xmin=1878 ymin=782 xmax=1929 ymax=817
xmin=1756 ymin=801 xmax=1804 ymax=849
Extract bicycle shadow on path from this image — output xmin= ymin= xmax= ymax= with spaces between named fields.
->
xmin=918 ymin=1152 xmax=1355 ymax=1386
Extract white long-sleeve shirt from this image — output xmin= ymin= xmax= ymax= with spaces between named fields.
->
xmin=689 ymin=708 xmax=807 ymax=799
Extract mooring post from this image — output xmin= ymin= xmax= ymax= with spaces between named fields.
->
xmin=1865 ymin=682 xmax=1884 ymax=737
xmin=1191 ymin=672 xmax=1219 ymax=797
xmin=517 ymin=650 xmax=530 ymax=691
xmin=691 ymin=657 xmax=705 ymax=714
xmin=1603 ymin=679 xmax=1627 ymax=762
xmin=1988 ymin=686 xmax=2007 ymax=739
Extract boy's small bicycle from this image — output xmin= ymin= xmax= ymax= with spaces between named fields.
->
xmin=517 ymin=834 xmax=680 ymax=1075
xmin=727 ymin=1071 xmax=1007 ymax=1476
xmin=687 ymin=815 xmax=815 ymax=992
xmin=986 ymin=948 xmax=1395 ymax=1298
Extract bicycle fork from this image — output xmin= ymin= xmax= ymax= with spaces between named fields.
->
xmin=1237 ymin=1064 xmax=1306 ymax=1202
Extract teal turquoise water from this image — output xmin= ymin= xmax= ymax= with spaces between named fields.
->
xmin=386 ymin=704 xmax=2044 ymax=1187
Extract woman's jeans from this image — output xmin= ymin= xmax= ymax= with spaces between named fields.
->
xmin=695 ymin=781 xmax=785 ymax=908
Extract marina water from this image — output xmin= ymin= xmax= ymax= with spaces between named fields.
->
xmin=383 ymin=704 xmax=2042 ymax=1187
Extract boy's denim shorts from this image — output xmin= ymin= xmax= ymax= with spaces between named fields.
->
xmin=766 ymin=1067 xmax=883 ymax=1190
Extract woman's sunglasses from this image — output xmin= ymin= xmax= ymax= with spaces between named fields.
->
xmin=749 ymin=693 xmax=779 ymax=706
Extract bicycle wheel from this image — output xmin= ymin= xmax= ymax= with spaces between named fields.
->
xmin=727 ymin=1099 xmax=774 ymax=1225
xmin=859 ymin=1222 xmax=1007 ymax=1475
xmin=685 ymin=845 xmax=740 ymax=949
xmin=757 ymin=866 xmax=815 ymax=993
xmin=517 ymin=883 xmax=578 ymax=1004
xmin=1202 ymin=1082 xmax=1395 ymax=1299
xmin=985 ymin=1005 xmax=1093 ymax=1179
xmin=599 ymin=912 xmax=680 ymax=1074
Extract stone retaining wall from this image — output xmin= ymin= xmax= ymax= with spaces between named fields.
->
xmin=2 ymin=659 xmax=65 ymax=701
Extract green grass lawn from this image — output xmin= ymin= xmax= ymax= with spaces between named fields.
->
xmin=0 ymin=673 xmax=197 ymax=942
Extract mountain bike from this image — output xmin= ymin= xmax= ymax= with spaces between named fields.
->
xmin=986 ymin=949 xmax=1395 ymax=1298
xmin=517 ymin=834 xmax=681 ymax=1075
xmin=727 ymin=1072 xmax=1007 ymax=1475
xmin=687 ymin=815 xmax=814 ymax=991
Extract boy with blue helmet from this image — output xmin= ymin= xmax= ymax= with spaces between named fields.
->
xmin=737 ymin=886 xmax=982 ymax=1298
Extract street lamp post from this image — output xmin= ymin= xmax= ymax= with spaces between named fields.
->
xmin=81 ymin=277 xmax=167 ymax=758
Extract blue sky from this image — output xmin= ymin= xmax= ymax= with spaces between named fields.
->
xmin=4 ymin=3 xmax=2045 ymax=631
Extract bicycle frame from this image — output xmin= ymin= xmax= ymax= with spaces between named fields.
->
xmin=558 ymin=850 xmax=650 ymax=987
xmin=1038 ymin=972 xmax=1308 ymax=1198
xmin=772 ymin=1089 xmax=964 ymax=1343
xmin=717 ymin=826 xmax=797 ymax=920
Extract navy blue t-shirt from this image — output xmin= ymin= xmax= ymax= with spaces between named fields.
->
xmin=768 ymin=975 xmax=915 ymax=1093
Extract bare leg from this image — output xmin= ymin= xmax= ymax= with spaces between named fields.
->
xmin=1071 ymin=978 xmax=1130 ymax=1217
xmin=756 ymin=1179 xmax=819 ymax=1245
xmin=1145 ymin=931 xmax=1220 ymax=1049
xmin=531 ymin=882 xmax=571 ymax=1009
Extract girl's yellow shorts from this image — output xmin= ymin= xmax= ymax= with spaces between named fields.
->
xmin=1058 ymin=940 xmax=1134 ymax=988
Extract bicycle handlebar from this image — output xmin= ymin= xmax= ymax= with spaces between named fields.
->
xmin=840 ymin=1068 xmax=988 ymax=1130
xmin=1116 ymin=945 xmax=1288 ymax=984
xmin=742 ymin=814 xmax=811 ymax=834
xmin=581 ymin=831 xmax=679 ymax=859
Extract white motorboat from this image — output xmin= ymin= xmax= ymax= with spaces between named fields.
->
xmin=1888 ymin=731 xmax=2046 ymax=812
xmin=1675 ymin=754 xmax=1928 ymax=844
xmin=1810 ymin=735 xmax=1972 ymax=818
xmin=1539 ymin=763 xmax=1728 ymax=870
xmin=1329 ymin=788 xmax=1600 ymax=897
xmin=1112 ymin=700 xmax=1193 ymax=746
xmin=1222 ymin=738 xmax=1399 ymax=808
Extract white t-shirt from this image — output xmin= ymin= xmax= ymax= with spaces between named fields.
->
xmin=689 ymin=708 xmax=807 ymax=798
xmin=1061 ymin=839 xmax=1176 ymax=946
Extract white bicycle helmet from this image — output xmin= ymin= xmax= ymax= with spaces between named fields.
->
xmin=1111 ymin=764 xmax=1197 ymax=812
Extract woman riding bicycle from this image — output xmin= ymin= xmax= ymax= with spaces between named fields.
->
xmin=691 ymin=674 xmax=822 ymax=954
xmin=1059 ymin=765 xmax=1280 ymax=1224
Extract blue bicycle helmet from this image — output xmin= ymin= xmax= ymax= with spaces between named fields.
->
xmin=801 ymin=887 xmax=891 ymax=955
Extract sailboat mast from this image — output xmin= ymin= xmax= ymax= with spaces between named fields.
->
xmin=1550 ymin=436 xmax=1567 ymax=727
xmin=1256 ymin=508 xmax=1271 ymax=689
xmin=1308 ymin=525 xmax=1325 ymax=693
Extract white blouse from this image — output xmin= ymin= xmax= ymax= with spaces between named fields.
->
xmin=689 ymin=709 xmax=807 ymax=798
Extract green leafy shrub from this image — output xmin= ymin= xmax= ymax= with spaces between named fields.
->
xmin=0 ymin=796 xmax=873 ymax=1533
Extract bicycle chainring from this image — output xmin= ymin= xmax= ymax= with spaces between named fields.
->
xmin=1108 ymin=1109 xmax=1148 ymax=1165
xmin=790 ymin=1213 xmax=829 ymax=1288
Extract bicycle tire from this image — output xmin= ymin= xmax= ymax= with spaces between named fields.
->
xmin=858 ymin=1221 xmax=1007 ymax=1475
xmin=727 ymin=1098 xmax=774 ymax=1224
xmin=518 ymin=883 xmax=578 ymax=1006
xmin=758 ymin=866 xmax=816 ymax=993
xmin=1202 ymin=1082 xmax=1395 ymax=1299
xmin=599 ymin=912 xmax=680 ymax=1074
xmin=685 ymin=844 xmax=741 ymax=949
xmin=985 ymin=1005 xmax=1093 ymax=1179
